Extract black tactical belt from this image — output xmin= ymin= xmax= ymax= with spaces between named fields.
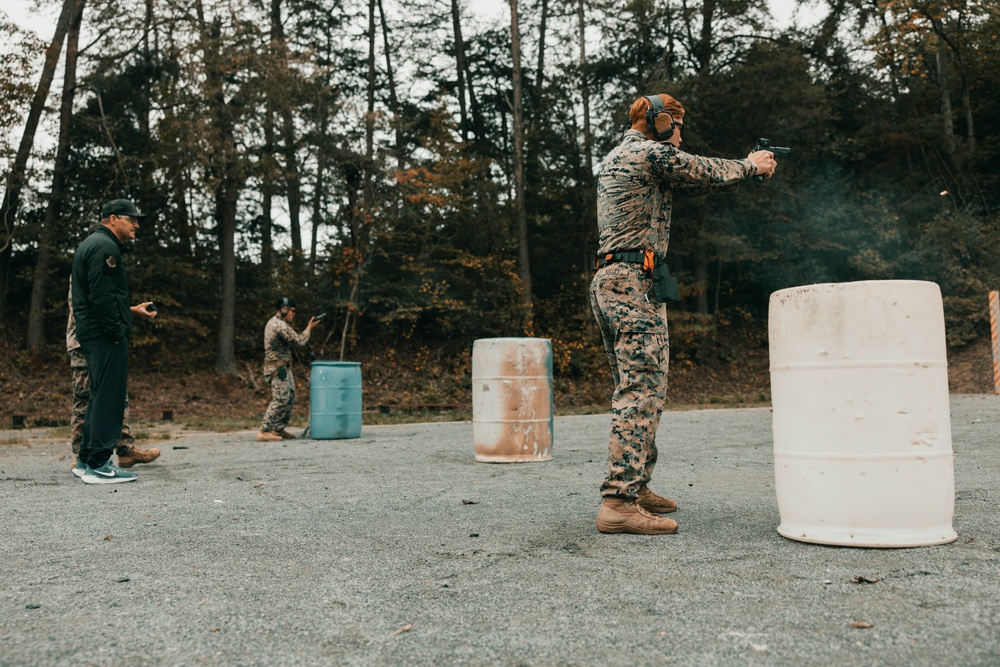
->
xmin=595 ymin=250 xmax=646 ymax=269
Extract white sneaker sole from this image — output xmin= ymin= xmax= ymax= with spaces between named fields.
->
xmin=81 ymin=473 xmax=137 ymax=484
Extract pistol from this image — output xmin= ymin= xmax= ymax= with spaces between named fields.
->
xmin=753 ymin=137 xmax=790 ymax=181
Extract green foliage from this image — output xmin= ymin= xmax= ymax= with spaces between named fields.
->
xmin=3 ymin=0 xmax=1000 ymax=393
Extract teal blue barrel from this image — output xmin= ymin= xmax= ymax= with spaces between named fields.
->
xmin=310 ymin=361 xmax=362 ymax=439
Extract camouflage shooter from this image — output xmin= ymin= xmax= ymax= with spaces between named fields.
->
xmin=590 ymin=94 xmax=778 ymax=535
xmin=258 ymin=298 xmax=318 ymax=441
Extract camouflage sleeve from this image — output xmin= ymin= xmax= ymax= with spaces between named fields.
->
xmin=276 ymin=319 xmax=311 ymax=347
xmin=648 ymin=145 xmax=755 ymax=196
xmin=66 ymin=277 xmax=79 ymax=353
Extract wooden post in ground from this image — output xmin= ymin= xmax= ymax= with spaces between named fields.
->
xmin=990 ymin=291 xmax=1000 ymax=394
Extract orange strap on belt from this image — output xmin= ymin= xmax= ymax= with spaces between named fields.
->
xmin=643 ymin=249 xmax=655 ymax=272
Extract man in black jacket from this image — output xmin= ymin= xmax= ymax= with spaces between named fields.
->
xmin=71 ymin=199 xmax=157 ymax=484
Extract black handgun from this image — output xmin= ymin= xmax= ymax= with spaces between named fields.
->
xmin=753 ymin=138 xmax=790 ymax=181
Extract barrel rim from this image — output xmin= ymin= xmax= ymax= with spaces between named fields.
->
xmin=770 ymin=279 xmax=941 ymax=301
xmin=311 ymin=361 xmax=362 ymax=367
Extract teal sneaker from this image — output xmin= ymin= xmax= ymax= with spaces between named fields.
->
xmin=71 ymin=458 xmax=86 ymax=478
xmin=81 ymin=461 xmax=138 ymax=484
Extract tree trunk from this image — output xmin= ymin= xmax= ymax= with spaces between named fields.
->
xmin=366 ymin=0 xmax=376 ymax=165
xmin=576 ymin=0 xmax=593 ymax=172
xmin=450 ymin=0 xmax=469 ymax=141
xmin=260 ymin=8 xmax=277 ymax=284
xmin=536 ymin=0 xmax=549 ymax=93
xmin=196 ymin=2 xmax=240 ymax=376
xmin=26 ymin=0 xmax=85 ymax=355
xmin=695 ymin=252 xmax=709 ymax=316
xmin=377 ymin=0 xmax=402 ymax=169
xmin=509 ymin=0 xmax=532 ymax=314
xmin=137 ymin=0 xmax=156 ymax=244
xmin=173 ymin=170 xmax=192 ymax=257
xmin=962 ymin=82 xmax=974 ymax=150
xmin=272 ymin=0 xmax=302 ymax=257
xmin=696 ymin=0 xmax=716 ymax=74
xmin=935 ymin=35 xmax=955 ymax=156
xmin=261 ymin=102 xmax=275 ymax=284
xmin=215 ymin=155 xmax=239 ymax=376
xmin=310 ymin=96 xmax=328 ymax=269
xmin=0 ymin=0 xmax=79 ymax=317
xmin=575 ymin=0 xmax=595 ymax=273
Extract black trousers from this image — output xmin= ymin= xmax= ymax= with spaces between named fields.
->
xmin=79 ymin=338 xmax=129 ymax=468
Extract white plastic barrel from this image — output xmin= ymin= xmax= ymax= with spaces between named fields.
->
xmin=769 ymin=280 xmax=956 ymax=547
xmin=472 ymin=338 xmax=554 ymax=463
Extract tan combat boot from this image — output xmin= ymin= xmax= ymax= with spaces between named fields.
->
xmin=596 ymin=497 xmax=679 ymax=535
xmin=277 ymin=429 xmax=296 ymax=440
xmin=257 ymin=430 xmax=282 ymax=442
xmin=117 ymin=446 xmax=161 ymax=468
xmin=637 ymin=484 xmax=677 ymax=514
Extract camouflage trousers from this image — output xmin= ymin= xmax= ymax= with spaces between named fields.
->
xmin=70 ymin=350 xmax=134 ymax=457
xmin=261 ymin=366 xmax=296 ymax=432
xmin=589 ymin=263 xmax=670 ymax=499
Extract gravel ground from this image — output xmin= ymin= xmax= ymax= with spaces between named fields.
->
xmin=1 ymin=394 xmax=998 ymax=666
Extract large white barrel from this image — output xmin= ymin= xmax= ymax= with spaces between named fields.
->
xmin=769 ymin=280 xmax=956 ymax=547
xmin=472 ymin=338 xmax=554 ymax=463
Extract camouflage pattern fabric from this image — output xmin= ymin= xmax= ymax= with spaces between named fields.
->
xmin=590 ymin=129 xmax=753 ymax=499
xmin=590 ymin=263 xmax=669 ymax=498
xmin=262 ymin=315 xmax=311 ymax=376
xmin=261 ymin=368 xmax=296 ymax=432
xmin=260 ymin=314 xmax=311 ymax=432
xmin=596 ymin=129 xmax=754 ymax=258
xmin=68 ymin=282 xmax=133 ymax=457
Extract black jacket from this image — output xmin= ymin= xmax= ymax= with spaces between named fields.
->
xmin=71 ymin=226 xmax=132 ymax=343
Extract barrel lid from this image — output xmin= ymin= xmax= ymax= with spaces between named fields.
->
xmin=311 ymin=360 xmax=361 ymax=367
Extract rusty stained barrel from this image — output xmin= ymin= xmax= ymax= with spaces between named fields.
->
xmin=472 ymin=337 xmax=554 ymax=463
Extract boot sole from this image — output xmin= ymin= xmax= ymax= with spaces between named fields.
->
xmin=118 ymin=456 xmax=160 ymax=468
xmin=596 ymin=520 xmax=678 ymax=535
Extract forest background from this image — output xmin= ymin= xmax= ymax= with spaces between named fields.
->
xmin=1 ymin=0 xmax=998 ymax=428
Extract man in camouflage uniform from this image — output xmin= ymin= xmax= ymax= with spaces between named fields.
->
xmin=589 ymin=94 xmax=777 ymax=534
xmin=67 ymin=277 xmax=160 ymax=478
xmin=258 ymin=297 xmax=318 ymax=441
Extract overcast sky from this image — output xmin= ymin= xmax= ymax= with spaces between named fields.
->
xmin=4 ymin=0 xmax=824 ymax=44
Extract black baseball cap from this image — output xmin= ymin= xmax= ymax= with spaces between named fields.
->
xmin=101 ymin=199 xmax=148 ymax=222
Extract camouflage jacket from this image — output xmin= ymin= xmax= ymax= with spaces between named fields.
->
xmin=66 ymin=276 xmax=80 ymax=353
xmin=596 ymin=129 xmax=755 ymax=257
xmin=66 ymin=277 xmax=89 ymax=367
xmin=263 ymin=315 xmax=311 ymax=370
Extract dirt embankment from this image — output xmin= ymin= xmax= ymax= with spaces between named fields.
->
xmin=0 ymin=336 xmax=994 ymax=429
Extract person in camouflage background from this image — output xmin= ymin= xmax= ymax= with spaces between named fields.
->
xmin=589 ymin=93 xmax=778 ymax=535
xmin=258 ymin=297 xmax=319 ymax=441
xmin=67 ymin=277 xmax=161 ymax=478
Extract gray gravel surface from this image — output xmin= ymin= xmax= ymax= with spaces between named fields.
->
xmin=1 ymin=394 xmax=998 ymax=666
